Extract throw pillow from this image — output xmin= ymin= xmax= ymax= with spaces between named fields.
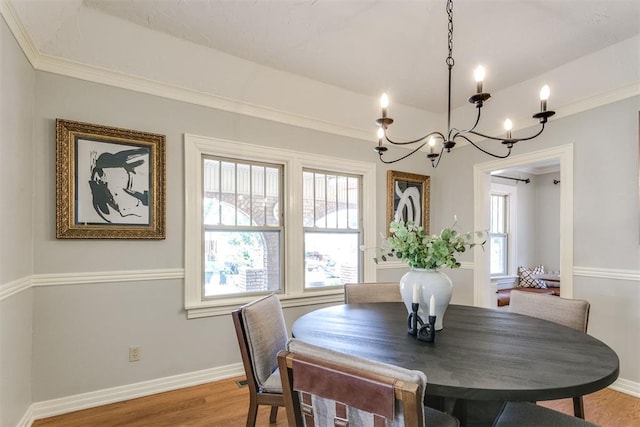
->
xmin=517 ymin=265 xmax=547 ymax=289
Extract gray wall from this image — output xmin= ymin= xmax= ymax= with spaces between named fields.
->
xmin=0 ymin=16 xmax=35 ymax=427
xmin=535 ymin=171 xmax=561 ymax=272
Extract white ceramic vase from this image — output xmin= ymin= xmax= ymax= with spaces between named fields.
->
xmin=399 ymin=268 xmax=453 ymax=330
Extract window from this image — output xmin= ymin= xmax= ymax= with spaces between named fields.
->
xmin=184 ymin=134 xmax=376 ymax=318
xmin=203 ymin=158 xmax=283 ymax=298
xmin=303 ymin=170 xmax=361 ymax=288
xmin=489 ymin=183 xmax=518 ymax=277
xmin=490 ymin=194 xmax=508 ymax=275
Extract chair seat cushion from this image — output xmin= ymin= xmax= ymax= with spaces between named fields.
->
xmin=493 ymin=402 xmax=597 ymax=427
xmin=425 ymin=406 xmax=459 ymax=427
xmin=259 ymin=368 xmax=283 ymax=393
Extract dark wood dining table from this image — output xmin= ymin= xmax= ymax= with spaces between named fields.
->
xmin=292 ymin=303 xmax=619 ymax=426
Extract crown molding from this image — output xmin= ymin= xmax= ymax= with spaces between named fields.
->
xmin=0 ymin=0 xmax=38 ymax=66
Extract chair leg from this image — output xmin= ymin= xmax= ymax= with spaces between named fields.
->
xmin=573 ymin=396 xmax=585 ymax=419
xmin=269 ymin=405 xmax=279 ymax=423
xmin=246 ymin=399 xmax=258 ymax=427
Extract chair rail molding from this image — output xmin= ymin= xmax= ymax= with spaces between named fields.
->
xmin=2 ymin=265 xmax=637 ymax=303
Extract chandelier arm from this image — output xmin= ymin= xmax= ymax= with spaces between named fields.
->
xmin=384 ymin=131 xmax=447 ymax=146
xmin=456 ymin=135 xmax=512 ymax=159
xmin=377 ymin=143 xmax=429 ymax=164
xmin=508 ymin=123 xmax=546 ymax=142
xmin=463 ymin=129 xmax=509 ymax=142
xmin=465 ymin=122 xmax=546 ymax=143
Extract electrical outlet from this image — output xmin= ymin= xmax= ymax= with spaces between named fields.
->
xmin=129 ymin=346 xmax=141 ymax=362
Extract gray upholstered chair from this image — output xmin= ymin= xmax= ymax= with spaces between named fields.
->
xmin=493 ymin=401 xmax=598 ymax=427
xmin=278 ymin=338 xmax=459 ymax=427
xmin=344 ymin=282 xmax=402 ymax=304
xmin=232 ymin=293 xmax=287 ymax=426
xmin=508 ymin=290 xmax=591 ymax=419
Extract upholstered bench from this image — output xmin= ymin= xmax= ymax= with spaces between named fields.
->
xmin=497 ymin=287 xmax=559 ymax=307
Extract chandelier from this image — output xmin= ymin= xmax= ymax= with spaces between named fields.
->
xmin=374 ymin=0 xmax=555 ymax=168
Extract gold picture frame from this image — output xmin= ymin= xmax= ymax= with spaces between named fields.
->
xmin=387 ymin=170 xmax=430 ymax=235
xmin=56 ymin=119 xmax=166 ymax=239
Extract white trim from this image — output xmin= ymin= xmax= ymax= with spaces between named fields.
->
xmin=29 ymin=363 xmax=244 ymax=422
xmin=474 ymin=145 xmax=574 ymax=307
xmin=32 ymin=269 xmax=184 ymax=286
xmin=0 ymin=0 xmax=39 ymax=67
xmin=491 ymin=275 xmax=519 ymax=290
xmin=186 ymin=292 xmax=346 ymax=319
xmin=184 ymin=133 xmax=377 ymax=316
xmin=0 ymin=276 xmax=31 ymax=300
xmin=574 ymin=267 xmax=640 ymax=282
xmin=3 ymin=264 xmax=637 ymax=303
xmin=16 ymin=405 xmax=33 ymax=427
xmin=609 ymin=378 xmax=640 ymax=398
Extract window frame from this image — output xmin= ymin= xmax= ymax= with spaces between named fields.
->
xmin=184 ymin=134 xmax=377 ymax=318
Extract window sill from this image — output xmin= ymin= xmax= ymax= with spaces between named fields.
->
xmin=186 ymin=290 xmax=345 ymax=319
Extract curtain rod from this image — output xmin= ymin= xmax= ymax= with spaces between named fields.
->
xmin=493 ymin=175 xmax=530 ymax=184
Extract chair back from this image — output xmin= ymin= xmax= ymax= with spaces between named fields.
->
xmin=344 ymin=282 xmax=402 ymax=304
xmin=278 ymin=338 xmax=426 ymax=427
xmin=508 ymin=290 xmax=590 ymax=332
xmin=232 ymin=293 xmax=288 ymax=393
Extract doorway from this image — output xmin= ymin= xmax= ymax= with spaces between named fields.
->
xmin=472 ymin=145 xmax=574 ymax=308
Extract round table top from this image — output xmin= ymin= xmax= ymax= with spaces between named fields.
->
xmin=292 ymin=303 xmax=619 ymax=401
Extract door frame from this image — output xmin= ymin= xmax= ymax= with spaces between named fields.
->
xmin=473 ymin=144 xmax=574 ymax=307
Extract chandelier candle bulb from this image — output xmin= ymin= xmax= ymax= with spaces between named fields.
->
xmin=377 ymin=127 xmax=384 ymax=147
xmin=504 ymin=119 xmax=513 ymax=139
xmin=380 ymin=93 xmax=389 ymax=118
xmin=540 ymin=85 xmax=550 ymax=112
xmin=474 ymin=65 xmax=485 ymax=93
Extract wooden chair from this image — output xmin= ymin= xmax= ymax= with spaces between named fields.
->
xmin=232 ymin=293 xmax=287 ymax=426
xmin=278 ymin=338 xmax=459 ymax=427
xmin=344 ymin=282 xmax=402 ymax=304
xmin=508 ymin=290 xmax=591 ymax=419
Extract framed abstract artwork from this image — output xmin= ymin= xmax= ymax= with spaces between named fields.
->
xmin=386 ymin=170 xmax=430 ymax=235
xmin=56 ymin=119 xmax=166 ymax=239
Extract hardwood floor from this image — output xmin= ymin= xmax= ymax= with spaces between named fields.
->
xmin=33 ymin=377 xmax=638 ymax=426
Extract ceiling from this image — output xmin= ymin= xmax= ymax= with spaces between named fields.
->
xmin=9 ymin=0 xmax=640 ymax=114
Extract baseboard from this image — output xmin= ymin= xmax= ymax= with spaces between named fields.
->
xmin=27 ymin=363 xmax=244 ymax=424
xmin=18 ymin=366 xmax=639 ymax=426
xmin=609 ymin=377 xmax=640 ymax=398
xmin=16 ymin=405 xmax=34 ymax=427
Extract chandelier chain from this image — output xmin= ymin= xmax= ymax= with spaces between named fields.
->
xmin=446 ymin=0 xmax=454 ymax=68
